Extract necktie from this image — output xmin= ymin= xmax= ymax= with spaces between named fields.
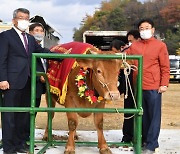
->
xmin=22 ymin=32 xmax=28 ymax=53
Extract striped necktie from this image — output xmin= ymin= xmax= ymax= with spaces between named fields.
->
xmin=21 ymin=32 xmax=28 ymax=53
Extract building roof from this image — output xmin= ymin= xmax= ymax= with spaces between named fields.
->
xmin=30 ymin=15 xmax=62 ymax=38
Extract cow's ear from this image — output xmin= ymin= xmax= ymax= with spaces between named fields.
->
xmin=76 ymin=59 xmax=93 ymax=69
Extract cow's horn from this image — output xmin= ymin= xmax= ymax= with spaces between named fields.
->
xmin=89 ymin=49 xmax=98 ymax=55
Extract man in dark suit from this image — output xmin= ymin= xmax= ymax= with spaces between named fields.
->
xmin=29 ymin=22 xmax=47 ymax=113
xmin=0 ymin=8 xmax=52 ymax=154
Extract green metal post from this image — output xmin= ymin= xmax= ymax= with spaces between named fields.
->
xmin=30 ymin=55 xmax=37 ymax=154
xmin=45 ymin=74 xmax=53 ymax=144
xmin=36 ymin=72 xmax=53 ymax=145
xmin=134 ymin=56 xmax=143 ymax=154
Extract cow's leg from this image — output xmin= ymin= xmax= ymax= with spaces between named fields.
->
xmin=64 ymin=112 xmax=78 ymax=154
xmin=94 ymin=104 xmax=112 ymax=154
xmin=43 ymin=93 xmax=56 ymax=140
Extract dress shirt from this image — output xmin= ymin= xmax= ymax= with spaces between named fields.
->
xmin=13 ymin=26 xmax=28 ymax=49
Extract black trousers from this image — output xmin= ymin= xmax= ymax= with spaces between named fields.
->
xmin=122 ymin=91 xmax=134 ymax=142
xmin=119 ymin=70 xmax=134 ymax=142
xmin=35 ymin=80 xmax=46 ymax=115
xmin=2 ymin=78 xmax=31 ymax=152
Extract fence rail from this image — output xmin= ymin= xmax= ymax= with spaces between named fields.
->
xmin=0 ymin=53 xmax=143 ymax=154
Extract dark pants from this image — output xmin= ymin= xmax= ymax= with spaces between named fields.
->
xmin=142 ymin=90 xmax=162 ymax=151
xmin=119 ymin=70 xmax=134 ymax=142
xmin=35 ymin=98 xmax=41 ymax=117
xmin=35 ymin=80 xmax=46 ymax=115
xmin=122 ymin=92 xmax=134 ymax=142
xmin=2 ymin=78 xmax=31 ymax=152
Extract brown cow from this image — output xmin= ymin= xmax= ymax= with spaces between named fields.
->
xmin=43 ymin=49 xmax=123 ymax=154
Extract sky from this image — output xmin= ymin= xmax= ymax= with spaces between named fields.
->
xmin=0 ymin=0 xmax=145 ymax=43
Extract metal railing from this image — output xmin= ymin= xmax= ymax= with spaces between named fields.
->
xmin=0 ymin=53 xmax=143 ymax=154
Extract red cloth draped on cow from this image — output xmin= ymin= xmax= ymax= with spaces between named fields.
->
xmin=47 ymin=41 xmax=93 ymax=104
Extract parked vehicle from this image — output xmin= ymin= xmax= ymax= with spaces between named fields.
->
xmin=83 ymin=31 xmax=128 ymax=51
xmin=169 ymin=55 xmax=180 ymax=82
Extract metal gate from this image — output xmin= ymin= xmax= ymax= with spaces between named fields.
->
xmin=0 ymin=53 xmax=143 ymax=154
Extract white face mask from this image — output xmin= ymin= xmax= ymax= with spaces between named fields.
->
xmin=33 ymin=33 xmax=44 ymax=42
xmin=140 ymin=29 xmax=152 ymax=40
xmin=128 ymin=42 xmax=132 ymax=46
xmin=17 ymin=20 xmax=29 ymax=31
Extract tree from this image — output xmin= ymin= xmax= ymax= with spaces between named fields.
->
xmin=73 ymin=0 xmax=179 ymax=48
xmin=92 ymin=10 xmax=110 ymax=30
xmin=107 ymin=7 xmax=127 ymax=30
xmin=123 ymin=0 xmax=144 ymax=29
xmin=73 ymin=0 xmax=129 ymax=41
xmin=164 ymin=26 xmax=180 ymax=55
xmin=73 ymin=14 xmax=95 ymax=42
xmin=160 ymin=0 xmax=180 ymax=25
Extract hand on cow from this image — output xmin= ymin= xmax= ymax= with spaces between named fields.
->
xmin=40 ymin=76 xmax=45 ymax=83
xmin=0 ymin=81 xmax=10 ymax=90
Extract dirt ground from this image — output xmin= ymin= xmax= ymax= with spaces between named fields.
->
xmin=35 ymin=82 xmax=180 ymax=131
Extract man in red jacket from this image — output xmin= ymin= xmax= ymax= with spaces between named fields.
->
xmin=126 ymin=18 xmax=170 ymax=154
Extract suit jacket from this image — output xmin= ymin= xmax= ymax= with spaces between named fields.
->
xmin=0 ymin=28 xmax=50 ymax=89
xmin=36 ymin=58 xmax=46 ymax=98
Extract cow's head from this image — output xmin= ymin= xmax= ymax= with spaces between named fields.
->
xmin=76 ymin=49 xmax=123 ymax=101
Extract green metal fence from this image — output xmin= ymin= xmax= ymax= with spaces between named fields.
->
xmin=0 ymin=53 xmax=143 ymax=154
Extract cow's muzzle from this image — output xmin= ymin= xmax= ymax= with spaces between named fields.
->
xmin=104 ymin=91 xmax=120 ymax=100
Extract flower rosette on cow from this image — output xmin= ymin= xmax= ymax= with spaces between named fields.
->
xmin=75 ymin=68 xmax=104 ymax=104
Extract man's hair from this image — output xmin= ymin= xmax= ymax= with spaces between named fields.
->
xmin=110 ymin=39 xmax=125 ymax=50
xmin=127 ymin=30 xmax=140 ymax=40
xmin=13 ymin=8 xmax=30 ymax=19
xmin=29 ymin=22 xmax=45 ymax=32
xmin=137 ymin=18 xmax=154 ymax=28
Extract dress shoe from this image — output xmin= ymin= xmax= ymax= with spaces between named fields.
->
xmin=16 ymin=143 xmax=29 ymax=153
xmin=16 ymin=148 xmax=29 ymax=153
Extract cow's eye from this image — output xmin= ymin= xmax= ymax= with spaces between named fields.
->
xmin=97 ymin=69 xmax=101 ymax=74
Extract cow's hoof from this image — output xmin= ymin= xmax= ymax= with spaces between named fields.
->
xmin=74 ymin=134 xmax=79 ymax=140
xmin=64 ymin=150 xmax=75 ymax=154
xmin=42 ymin=136 xmax=48 ymax=141
xmin=99 ymin=148 xmax=112 ymax=154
